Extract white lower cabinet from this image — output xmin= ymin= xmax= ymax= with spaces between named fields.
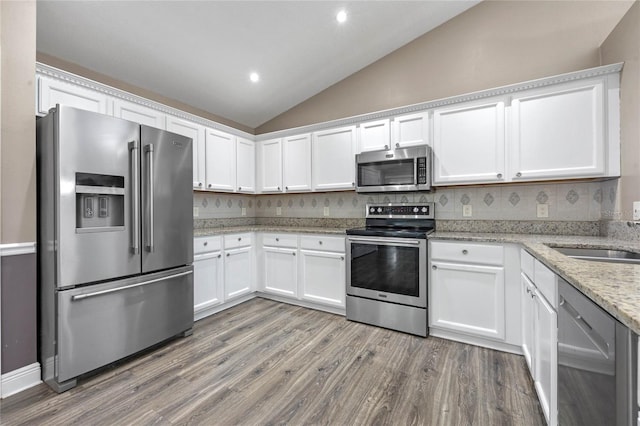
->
xmin=261 ymin=234 xmax=298 ymax=298
xmin=193 ymin=236 xmax=224 ymax=320
xmin=224 ymin=234 xmax=254 ymax=300
xmin=521 ymin=249 xmax=558 ymax=426
xmin=299 ymin=248 xmax=345 ymax=309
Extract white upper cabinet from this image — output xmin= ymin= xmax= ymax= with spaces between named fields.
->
xmin=433 ymin=99 xmax=506 ymax=185
xmin=312 ymin=126 xmax=357 ymax=191
xmin=392 ymin=111 xmax=430 ymax=149
xmin=236 ymin=137 xmax=255 ymax=193
xmin=283 ymin=133 xmax=312 ymax=192
xmin=358 ymin=119 xmax=390 ymax=153
xmin=37 ymin=75 xmax=110 ymax=116
xmin=510 ymin=79 xmax=606 ymax=181
xmin=257 ymin=138 xmax=283 ymax=193
xmin=166 ymin=116 xmax=206 ymax=190
xmin=205 ymin=128 xmax=236 ymax=192
xmin=113 ymin=99 xmax=166 ymax=129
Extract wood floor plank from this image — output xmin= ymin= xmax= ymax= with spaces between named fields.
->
xmin=0 ymin=298 xmax=545 ymax=426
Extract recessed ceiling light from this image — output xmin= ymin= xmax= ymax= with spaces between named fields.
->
xmin=249 ymin=72 xmax=260 ymax=83
xmin=336 ymin=10 xmax=347 ymax=24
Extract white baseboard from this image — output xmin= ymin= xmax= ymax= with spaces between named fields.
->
xmin=1 ymin=363 xmax=42 ymax=398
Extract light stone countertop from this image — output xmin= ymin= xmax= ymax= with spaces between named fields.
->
xmin=430 ymin=232 xmax=640 ymax=336
xmin=194 ymin=225 xmax=349 ymax=237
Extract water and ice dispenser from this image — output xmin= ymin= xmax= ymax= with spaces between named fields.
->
xmin=75 ymin=173 xmax=125 ymax=231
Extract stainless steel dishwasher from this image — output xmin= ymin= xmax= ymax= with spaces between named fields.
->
xmin=558 ymin=278 xmax=637 ymax=425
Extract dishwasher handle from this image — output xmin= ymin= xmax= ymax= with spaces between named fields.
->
xmin=560 ymin=296 xmax=610 ymax=359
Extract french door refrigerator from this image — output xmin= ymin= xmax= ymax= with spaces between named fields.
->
xmin=37 ymin=105 xmax=194 ymax=392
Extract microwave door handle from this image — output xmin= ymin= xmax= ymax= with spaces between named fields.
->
xmin=145 ymin=144 xmax=154 ymax=252
xmin=128 ymin=141 xmax=140 ymax=254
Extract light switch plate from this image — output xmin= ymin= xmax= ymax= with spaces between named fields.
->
xmin=462 ymin=205 xmax=472 ymax=217
xmin=193 ymin=207 xmax=199 ymax=217
xmin=324 ymin=207 xmax=330 ymax=217
xmin=633 ymin=202 xmax=640 ymax=221
xmin=276 ymin=206 xmax=282 ymax=216
xmin=537 ymin=203 xmax=549 ymax=218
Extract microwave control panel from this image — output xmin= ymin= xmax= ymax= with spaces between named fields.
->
xmin=417 ymin=157 xmax=427 ymax=184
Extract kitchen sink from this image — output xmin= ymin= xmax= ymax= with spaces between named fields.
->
xmin=553 ymin=246 xmax=640 ymax=265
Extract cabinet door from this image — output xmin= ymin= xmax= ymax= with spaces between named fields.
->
xmin=263 ymin=247 xmax=298 ymax=297
xmin=521 ymin=273 xmax=536 ymax=373
xmin=205 ymin=129 xmax=236 ymax=191
xmin=37 ymin=76 xmax=109 ymax=116
xmin=392 ymin=112 xmax=430 ymax=148
xmin=358 ymin=119 xmax=390 ymax=153
xmin=510 ymin=80 xmax=605 ymax=181
xmin=283 ymin=134 xmax=312 ymax=192
xmin=312 ymin=126 xmax=356 ymax=191
xmin=113 ymin=99 xmax=165 ymax=129
xmin=534 ymin=290 xmax=558 ymax=426
xmin=193 ymin=251 xmax=223 ymax=319
xmin=432 ymin=100 xmax=505 ymax=185
xmin=167 ymin=116 xmax=206 ymax=190
xmin=257 ymin=139 xmax=283 ymax=193
xmin=299 ymin=249 xmax=346 ymax=308
xmin=224 ymin=246 xmax=253 ymax=300
xmin=236 ymin=137 xmax=255 ymax=193
xmin=430 ymin=261 xmax=506 ymax=341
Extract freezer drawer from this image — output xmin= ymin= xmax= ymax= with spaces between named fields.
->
xmin=55 ymin=266 xmax=193 ymax=383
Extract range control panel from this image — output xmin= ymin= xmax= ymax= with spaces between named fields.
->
xmin=365 ymin=202 xmax=435 ymax=219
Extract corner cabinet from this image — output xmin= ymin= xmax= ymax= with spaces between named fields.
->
xmin=510 ymin=78 xmax=608 ymax=181
xmin=312 ymin=126 xmax=356 ymax=191
xmin=236 ymin=137 xmax=255 ymax=193
xmin=257 ymin=138 xmax=283 ymax=193
xmin=283 ymin=134 xmax=312 ymax=192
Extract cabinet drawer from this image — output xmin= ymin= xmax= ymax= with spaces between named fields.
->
xmin=194 ymin=236 xmax=222 ymax=254
xmin=520 ymin=249 xmax=535 ymax=280
xmin=224 ymin=233 xmax=253 ymax=249
xmin=430 ymin=241 xmax=503 ymax=266
xmin=300 ymin=235 xmax=345 ymax=253
xmin=262 ymin=233 xmax=297 ymax=248
xmin=534 ymin=260 xmax=558 ymax=308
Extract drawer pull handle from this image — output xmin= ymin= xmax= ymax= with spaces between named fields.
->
xmin=462 ymin=249 xmax=468 ymax=255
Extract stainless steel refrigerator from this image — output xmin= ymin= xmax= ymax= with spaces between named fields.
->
xmin=37 ymin=105 xmax=194 ymax=392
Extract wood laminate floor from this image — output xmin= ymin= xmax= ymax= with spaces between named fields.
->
xmin=0 ymin=298 xmax=545 ymax=425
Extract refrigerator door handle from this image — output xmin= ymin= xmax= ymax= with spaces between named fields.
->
xmin=145 ymin=144 xmax=155 ymax=252
xmin=71 ymin=270 xmax=193 ymax=301
xmin=129 ymin=141 xmax=140 ymax=254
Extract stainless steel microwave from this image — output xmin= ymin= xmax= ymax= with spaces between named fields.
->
xmin=355 ymin=145 xmax=432 ymax=193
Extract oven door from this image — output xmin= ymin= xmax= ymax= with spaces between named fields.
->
xmin=347 ymin=236 xmax=426 ymax=308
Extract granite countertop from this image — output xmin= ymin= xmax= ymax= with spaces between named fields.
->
xmin=194 ymin=225 xmax=349 ymax=237
xmin=430 ymin=232 xmax=640 ymax=336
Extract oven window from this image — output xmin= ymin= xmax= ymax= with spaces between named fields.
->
xmin=350 ymin=243 xmax=420 ymax=296
xmin=358 ymin=159 xmax=414 ymax=187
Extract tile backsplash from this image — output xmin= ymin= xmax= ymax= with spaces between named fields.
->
xmin=194 ymin=179 xmax=620 ymax=222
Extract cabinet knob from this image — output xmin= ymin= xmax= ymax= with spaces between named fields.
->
xmin=277 ymin=186 xmax=281 ymax=191
xmin=497 ymin=173 xmax=502 ymax=179
xmin=238 ymin=186 xmax=241 ymax=191
xmin=319 ymin=241 xmax=323 ymax=245
xmin=384 ymin=145 xmax=389 ymax=150
xmin=198 ymin=182 xmax=203 ymax=187
xmin=203 ymin=242 xmax=208 ymax=246
xmin=432 ymin=265 xmax=437 ymax=270
xmin=217 ymin=254 xmax=221 ymax=258
xmin=462 ymin=249 xmax=468 ymax=255
xmin=396 ymin=143 xmax=400 ymax=148
xmin=352 ymin=182 xmax=355 ymax=187
xmin=340 ymin=256 xmax=344 ymax=261
xmin=226 ymin=253 xmax=230 ymax=257
xmin=516 ymin=172 xmax=522 ymax=178
xmin=208 ymin=184 xmax=212 ymax=188
xmin=238 ymin=237 xmax=242 ymax=241
xmin=276 ymin=238 xmax=279 ymax=242
xmin=285 ymin=186 xmax=289 ymax=190
xmin=293 ymin=252 xmax=296 ymax=256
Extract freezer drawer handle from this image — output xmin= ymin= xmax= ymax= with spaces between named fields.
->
xmin=71 ymin=270 xmax=193 ymax=301
xmin=145 ymin=144 xmax=155 ymax=252
xmin=129 ymin=141 xmax=140 ymax=254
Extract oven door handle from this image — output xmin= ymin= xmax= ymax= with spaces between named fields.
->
xmin=347 ymin=236 xmax=422 ymax=246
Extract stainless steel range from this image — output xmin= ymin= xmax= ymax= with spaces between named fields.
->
xmin=346 ymin=202 xmax=435 ymax=336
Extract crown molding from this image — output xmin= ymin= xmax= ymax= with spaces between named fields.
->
xmin=36 ymin=62 xmax=255 ymax=139
xmin=255 ymin=62 xmax=624 ymax=141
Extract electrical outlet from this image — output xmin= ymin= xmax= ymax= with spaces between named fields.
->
xmin=193 ymin=207 xmax=199 ymax=217
xmin=462 ymin=205 xmax=472 ymax=217
xmin=276 ymin=206 xmax=282 ymax=216
xmin=241 ymin=207 xmax=246 ymax=216
xmin=324 ymin=207 xmax=330 ymax=217
xmin=634 ymin=202 xmax=640 ymax=221
xmin=537 ymin=203 xmax=549 ymax=218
